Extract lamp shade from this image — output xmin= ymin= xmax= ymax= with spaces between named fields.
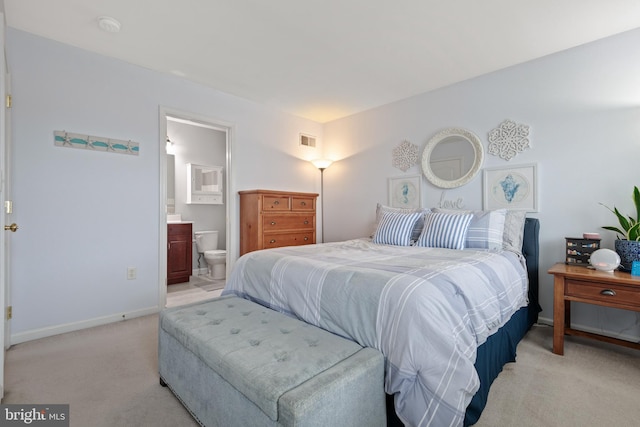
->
xmin=311 ymin=159 xmax=333 ymax=170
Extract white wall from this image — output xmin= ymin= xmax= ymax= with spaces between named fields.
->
xmin=8 ymin=25 xmax=640 ymax=344
xmin=323 ymin=29 xmax=640 ymax=341
xmin=7 ymin=29 xmax=323 ymax=342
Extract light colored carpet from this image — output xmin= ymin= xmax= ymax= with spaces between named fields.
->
xmin=3 ymin=317 xmax=639 ymax=427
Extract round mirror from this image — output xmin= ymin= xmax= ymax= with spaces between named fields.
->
xmin=421 ymin=128 xmax=484 ymax=188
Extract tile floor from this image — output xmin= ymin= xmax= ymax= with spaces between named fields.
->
xmin=166 ymin=275 xmax=224 ymax=307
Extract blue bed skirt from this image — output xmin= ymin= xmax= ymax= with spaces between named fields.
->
xmin=463 ymin=304 xmax=531 ymax=425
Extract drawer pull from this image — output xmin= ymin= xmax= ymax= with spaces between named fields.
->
xmin=270 ymin=221 xmax=276 ymax=225
xmin=301 ymin=201 xmax=306 ymax=206
xmin=303 ymin=237 xmax=309 ymax=241
xmin=273 ymin=200 xmax=280 ymax=205
xmin=600 ymin=289 xmax=616 ymax=296
xmin=303 ymin=220 xmax=309 ymax=225
xmin=269 ymin=239 xmax=276 ymax=244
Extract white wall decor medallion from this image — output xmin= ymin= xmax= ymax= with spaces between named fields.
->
xmin=392 ymin=140 xmax=419 ymax=171
xmin=487 ymin=119 xmax=530 ymax=161
xmin=388 ymin=175 xmax=421 ymax=209
xmin=483 ymin=163 xmax=538 ymax=212
xmin=54 ymin=130 xmax=139 ymax=155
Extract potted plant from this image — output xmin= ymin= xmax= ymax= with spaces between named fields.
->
xmin=601 ymin=185 xmax=640 ymax=271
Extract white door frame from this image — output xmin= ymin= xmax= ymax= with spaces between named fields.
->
xmin=157 ymin=106 xmax=234 ymax=307
xmin=0 ymin=7 xmax=10 ymax=400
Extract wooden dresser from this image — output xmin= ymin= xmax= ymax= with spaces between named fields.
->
xmin=239 ymin=190 xmax=318 ymax=256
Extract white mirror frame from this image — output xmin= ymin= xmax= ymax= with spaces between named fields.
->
xmin=421 ymin=127 xmax=484 ymax=189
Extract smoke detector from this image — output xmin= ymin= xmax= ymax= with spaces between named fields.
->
xmin=97 ymin=16 xmax=121 ymax=33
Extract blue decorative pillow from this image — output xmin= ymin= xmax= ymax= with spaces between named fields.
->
xmin=374 ymin=204 xmax=430 ymax=242
xmin=372 ymin=211 xmax=423 ymax=246
xmin=434 ymin=208 xmax=507 ymax=250
xmin=415 ymin=212 xmax=473 ymax=249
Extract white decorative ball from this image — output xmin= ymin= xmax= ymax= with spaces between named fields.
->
xmin=590 ymin=249 xmax=621 ymax=272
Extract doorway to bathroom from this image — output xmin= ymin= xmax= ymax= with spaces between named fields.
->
xmin=158 ymin=107 xmax=233 ymax=308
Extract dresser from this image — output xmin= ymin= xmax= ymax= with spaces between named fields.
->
xmin=239 ymin=190 xmax=318 ymax=256
xmin=548 ymin=263 xmax=640 ymax=355
xmin=167 ymin=222 xmax=193 ymax=285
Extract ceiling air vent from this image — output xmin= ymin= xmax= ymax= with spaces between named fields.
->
xmin=300 ymin=133 xmax=316 ymax=148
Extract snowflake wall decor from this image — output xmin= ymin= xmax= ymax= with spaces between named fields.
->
xmin=392 ymin=140 xmax=419 ymax=171
xmin=487 ymin=119 xmax=531 ymax=161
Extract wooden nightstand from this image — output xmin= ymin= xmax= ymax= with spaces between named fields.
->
xmin=548 ymin=263 xmax=640 ymax=355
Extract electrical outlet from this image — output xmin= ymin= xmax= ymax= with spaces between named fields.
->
xmin=127 ymin=267 xmax=137 ymax=280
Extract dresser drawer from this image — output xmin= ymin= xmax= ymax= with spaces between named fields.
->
xmin=566 ymin=279 xmax=640 ymax=308
xmin=262 ymin=195 xmax=291 ymax=211
xmin=292 ymin=196 xmax=315 ymax=211
xmin=263 ymin=231 xmax=315 ymax=249
xmin=263 ymin=214 xmax=315 ymax=231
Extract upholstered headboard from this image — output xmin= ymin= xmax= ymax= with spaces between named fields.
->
xmin=522 ymin=217 xmax=541 ymax=325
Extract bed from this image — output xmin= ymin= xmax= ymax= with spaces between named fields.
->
xmin=222 ymin=210 xmax=540 ymax=427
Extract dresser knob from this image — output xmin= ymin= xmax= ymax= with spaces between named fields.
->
xmin=274 ymin=200 xmax=280 ymax=205
xmin=301 ymin=201 xmax=306 ymax=206
xmin=271 ymin=221 xmax=276 ymax=225
xmin=600 ymin=289 xmax=616 ymax=296
xmin=269 ymin=239 xmax=276 ymax=244
xmin=303 ymin=237 xmax=309 ymax=241
xmin=304 ymin=220 xmax=309 ymax=225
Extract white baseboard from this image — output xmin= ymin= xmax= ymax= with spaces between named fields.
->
xmin=10 ymin=306 xmax=160 ymax=345
xmin=536 ymin=315 xmax=640 ymax=343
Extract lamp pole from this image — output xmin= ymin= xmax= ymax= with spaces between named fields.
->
xmin=310 ymin=159 xmax=333 ymax=243
xmin=319 ymin=167 xmax=326 ymax=243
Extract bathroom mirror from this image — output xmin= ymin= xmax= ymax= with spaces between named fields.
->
xmin=421 ymin=128 xmax=484 ymax=188
xmin=187 ymin=163 xmax=223 ymax=204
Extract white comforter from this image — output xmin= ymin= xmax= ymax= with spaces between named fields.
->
xmin=223 ymin=239 xmax=528 ymax=427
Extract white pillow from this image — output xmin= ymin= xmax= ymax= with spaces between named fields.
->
xmin=503 ymin=210 xmax=527 ymax=254
xmin=372 ymin=211 xmax=423 ymax=246
xmin=415 ymin=212 xmax=473 ymax=249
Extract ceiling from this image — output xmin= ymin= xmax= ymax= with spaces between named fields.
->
xmin=5 ymin=0 xmax=640 ymax=123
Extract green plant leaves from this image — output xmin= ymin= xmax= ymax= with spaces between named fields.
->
xmin=601 ymin=185 xmax=640 ymax=241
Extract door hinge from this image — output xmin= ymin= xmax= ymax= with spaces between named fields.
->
xmin=5 ymin=95 xmax=11 ymax=108
xmin=6 ymin=306 xmax=12 ymax=320
xmin=5 ymin=200 xmax=13 ymax=214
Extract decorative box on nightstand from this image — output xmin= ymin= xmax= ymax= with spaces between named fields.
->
xmin=565 ymin=237 xmax=600 ymax=265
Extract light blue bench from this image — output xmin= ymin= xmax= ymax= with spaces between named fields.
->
xmin=159 ymin=295 xmax=385 ymax=427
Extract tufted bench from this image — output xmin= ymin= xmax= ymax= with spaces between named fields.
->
xmin=158 ymin=295 xmax=385 ymax=427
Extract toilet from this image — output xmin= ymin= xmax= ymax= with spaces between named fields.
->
xmin=194 ymin=231 xmax=226 ymax=280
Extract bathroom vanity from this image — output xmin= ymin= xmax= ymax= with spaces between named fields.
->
xmin=167 ymin=222 xmax=193 ymax=285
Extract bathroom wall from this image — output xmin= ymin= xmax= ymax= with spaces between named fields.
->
xmin=167 ymin=119 xmax=227 ymax=274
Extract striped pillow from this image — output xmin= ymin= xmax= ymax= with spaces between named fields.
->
xmin=415 ymin=212 xmax=473 ymax=249
xmin=434 ymin=208 xmax=507 ymax=250
xmin=372 ymin=211 xmax=423 ymax=246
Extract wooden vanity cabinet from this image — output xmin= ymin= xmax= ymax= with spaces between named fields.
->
xmin=239 ymin=190 xmax=318 ymax=256
xmin=167 ymin=222 xmax=193 ymax=285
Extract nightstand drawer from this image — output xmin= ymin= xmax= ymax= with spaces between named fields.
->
xmin=566 ymin=279 xmax=640 ymax=308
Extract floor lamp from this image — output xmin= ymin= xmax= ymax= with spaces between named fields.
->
xmin=311 ymin=159 xmax=333 ymax=243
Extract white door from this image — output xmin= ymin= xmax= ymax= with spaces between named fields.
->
xmin=0 ymin=10 xmax=12 ymax=401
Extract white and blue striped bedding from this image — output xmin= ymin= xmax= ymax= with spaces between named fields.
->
xmin=223 ymin=238 xmax=528 ymax=427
